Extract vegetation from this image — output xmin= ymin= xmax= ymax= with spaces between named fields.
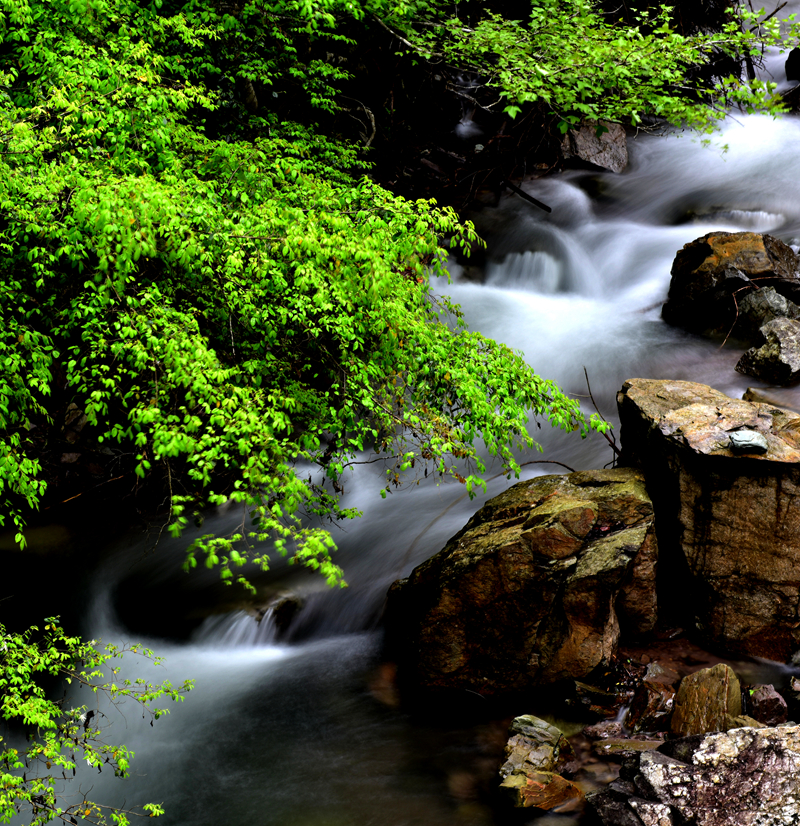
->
xmin=2 ymin=0 xmax=794 ymax=583
xmin=1 ymin=618 xmax=192 ymax=825
xmin=1 ymin=0 xmax=798 ymax=823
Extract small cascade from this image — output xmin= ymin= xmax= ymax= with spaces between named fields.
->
xmin=487 ymin=250 xmax=562 ymax=293
xmin=192 ymin=609 xmax=278 ymax=647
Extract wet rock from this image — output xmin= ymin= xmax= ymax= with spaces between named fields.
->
xmin=617 ymin=378 xmax=800 ymax=661
xmin=499 ymin=715 xmax=565 ymax=780
xmin=736 ymin=285 xmax=800 ymax=340
xmin=592 ymin=725 xmax=800 ymax=824
xmin=560 ymin=119 xmax=627 ymax=173
xmin=661 ymin=231 xmax=800 ymax=338
xmin=498 ymin=715 xmax=582 ymax=809
xmin=736 ymin=317 xmax=800 ymax=385
xmin=268 ymin=593 xmax=304 ymax=632
xmin=63 ymin=403 xmax=88 ymax=443
xmin=742 ymin=386 xmax=800 ymax=414
xmin=748 ymin=684 xmax=788 ymax=726
xmin=593 ymin=739 xmax=665 ymax=760
xmin=670 ymin=664 xmax=742 ymax=736
xmin=573 ymin=681 xmax=627 ymax=718
xmin=787 ymin=46 xmax=800 ymax=82
xmin=625 ymin=665 xmax=677 ymax=733
xmin=629 ymin=799 xmax=674 ymax=826
xmin=589 ymin=787 xmax=650 ymax=826
xmin=500 ymin=769 xmax=584 ymax=810
xmin=583 ymin=720 xmax=625 ymax=740
xmin=384 ymin=468 xmax=657 ymax=693
xmin=728 ymin=714 xmax=766 ymax=729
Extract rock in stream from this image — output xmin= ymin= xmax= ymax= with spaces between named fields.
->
xmin=618 ymin=378 xmax=800 ymax=661
xmin=384 ymin=468 xmax=657 ymax=693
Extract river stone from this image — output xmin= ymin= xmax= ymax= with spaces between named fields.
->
xmin=670 ymin=664 xmax=742 ymax=737
xmin=736 ymin=285 xmax=800 ymax=340
xmin=593 ymin=739 xmax=665 ymax=759
xmin=617 ymin=378 xmax=800 ymax=661
xmin=499 ymin=715 xmax=565 ymax=780
xmin=736 ymin=317 xmax=800 ymax=384
xmin=661 ymin=231 xmax=800 ymax=338
xmin=749 ymin=684 xmax=788 ymax=726
xmin=625 ymin=679 xmax=676 ymax=734
xmin=591 ymin=725 xmax=800 ymax=825
xmin=560 ymin=119 xmax=627 ymax=173
xmin=383 ymin=468 xmax=657 ymax=693
xmin=787 ymin=46 xmax=800 ymax=81
xmin=498 ymin=715 xmax=581 ymax=809
xmin=728 ymin=429 xmax=769 ymax=454
xmin=500 ymin=770 xmax=584 ymax=810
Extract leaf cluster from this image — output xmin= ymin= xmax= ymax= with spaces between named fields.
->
xmin=0 ymin=618 xmax=192 ymax=826
xmin=0 ymin=0 xmax=611 ymax=586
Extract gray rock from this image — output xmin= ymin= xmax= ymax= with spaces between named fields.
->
xmin=499 ymin=715 xmax=564 ymax=780
xmin=661 ymin=232 xmax=800 ymax=338
xmin=592 ymin=725 xmax=800 ymax=824
xmin=728 ymin=430 xmax=769 ymax=454
xmin=736 ymin=317 xmax=800 ymax=385
xmin=650 ymin=727 xmax=800 ymax=825
xmin=617 ymin=378 xmax=800 ymax=661
xmin=384 ymin=468 xmax=657 ymax=693
xmin=561 ymin=119 xmax=628 ymax=173
xmin=737 ymin=286 xmax=800 ymax=340
xmin=498 ymin=715 xmax=583 ymax=809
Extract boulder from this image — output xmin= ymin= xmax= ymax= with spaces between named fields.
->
xmin=670 ymin=664 xmax=742 ymax=737
xmin=560 ymin=119 xmax=628 ymax=173
xmin=499 ymin=715 xmax=582 ymax=809
xmin=661 ymin=232 xmax=800 ymax=338
xmin=384 ymin=468 xmax=657 ymax=693
xmin=617 ymin=378 xmax=800 ymax=661
xmin=736 ymin=317 xmax=800 ymax=384
xmin=590 ymin=726 xmax=800 ymax=826
xmin=748 ymin=684 xmax=788 ymax=726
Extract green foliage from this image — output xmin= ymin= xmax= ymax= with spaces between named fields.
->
xmin=0 ymin=0 xmax=613 ymax=587
xmin=0 ymin=618 xmax=192 ymax=825
xmin=394 ymin=1 xmax=798 ymax=131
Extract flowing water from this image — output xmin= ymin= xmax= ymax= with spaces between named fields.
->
xmin=13 ymin=94 xmax=800 ymax=825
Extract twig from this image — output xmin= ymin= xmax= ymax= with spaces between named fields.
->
xmin=583 ymin=366 xmax=621 ymax=457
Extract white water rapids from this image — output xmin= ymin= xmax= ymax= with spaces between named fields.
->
xmin=30 ymin=109 xmax=800 ymax=825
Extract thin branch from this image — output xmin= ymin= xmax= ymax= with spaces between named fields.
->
xmin=583 ymin=366 xmax=620 ymax=457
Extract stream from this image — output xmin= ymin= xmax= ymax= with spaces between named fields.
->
xmin=11 ymin=79 xmax=800 ymax=826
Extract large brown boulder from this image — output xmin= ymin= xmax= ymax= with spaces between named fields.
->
xmin=661 ymin=231 xmax=800 ymax=339
xmin=618 ymin=378 xmax=800 ymax=660
xmin=384 ymin=468 xmax=657 ymax=694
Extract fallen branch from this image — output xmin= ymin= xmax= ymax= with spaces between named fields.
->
xmin=501 ymin=179 xmax=552 ymax=213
